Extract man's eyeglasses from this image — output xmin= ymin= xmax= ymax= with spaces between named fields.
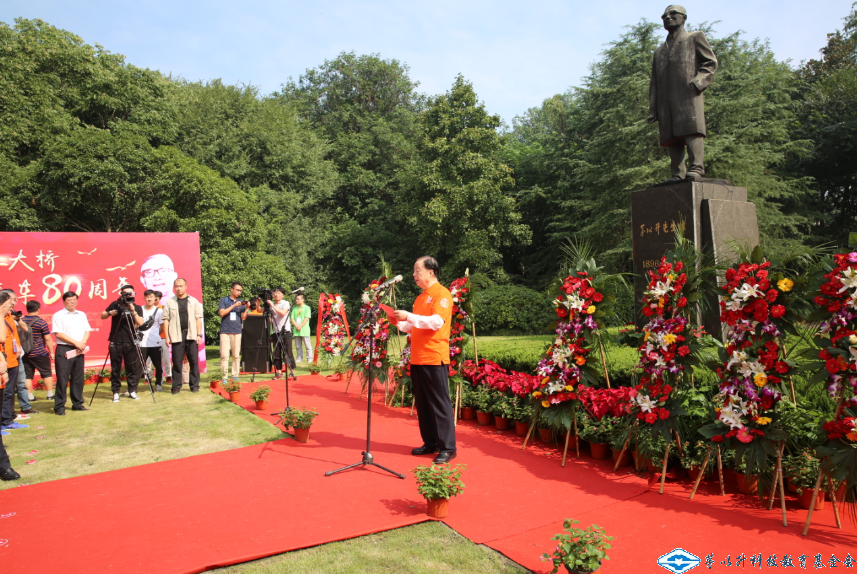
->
xmin=142 ymin=267 xmax=174 ymax=278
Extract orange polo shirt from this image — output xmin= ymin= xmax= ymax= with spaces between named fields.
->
xmin=410 ymin=282 xmax=452 ymax=365
xmin=4 ymin=315 xmax=20 ymax=369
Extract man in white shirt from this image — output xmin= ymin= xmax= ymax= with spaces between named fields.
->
xmin=51 ymin=292 xmax=92 ymax=415
xmin=267 ymin=287 xmax=294 ymax=380
xmin=140 ymin=290 xmax=165 ymax=392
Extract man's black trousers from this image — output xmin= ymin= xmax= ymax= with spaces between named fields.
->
xmin=411 ymin=364 xmax=456 ymax=452
xmin=142 ymin=346 xmax=163 ymax=386
xmin=54 ymin=346 xmax=84 ymax=413
xmin=171 ymin=337 xmax=199 ymax=392
xmin=109 ymin=341 xmax=141 ymax=394
xmin=0 ymin=388 xmax=11 ymax=471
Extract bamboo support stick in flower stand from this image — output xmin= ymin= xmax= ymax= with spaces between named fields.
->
xmin=767 ymin=442 xmax=784 ymax=511
xmin=804 ymin=386 xmax=846 ymax=535
xmin=659 ymin=442 xmax=671 ymax=495
xmin=778 ymin=456 xmax=788 ymax=527
xmin=829 ymin=477 xmax=842 ymax=529
xmin=716 ymin=447 xmax=725 ymax=496
xmin=689 ymin=448 xmax=712 ymax=500
xmin=597 ymin=336 xmax=611 ymax=389
xmin=561 ymin=428 xmax=571 ymax=467
xmin=574 ymin=416 xmax=580 ymax=459
xmin=613 ymin=425 xmax=635 ymax=472
xmin=521 ymin=418 xmax=537 ymax=450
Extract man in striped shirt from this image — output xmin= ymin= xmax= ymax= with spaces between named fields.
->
xmin=22 ymin=301 xmax=55 ymax=402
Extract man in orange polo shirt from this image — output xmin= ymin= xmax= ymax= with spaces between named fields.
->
xmin=394 ymin=256 xmax=456 ymax=464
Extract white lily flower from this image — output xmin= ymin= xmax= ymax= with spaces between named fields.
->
xmin=635 ymin=394 xmax=655 ymax=413
xmin=648 ymin=278 xmax=672 ymax=298
xmin=838 ymin=268 xmax=857 ymax=293
xmin=734 ymin=282 xmax=761 ymax=301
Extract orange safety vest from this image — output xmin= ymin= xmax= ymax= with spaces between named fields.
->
xmin=409 ymin=282 xmax=452 ymax=365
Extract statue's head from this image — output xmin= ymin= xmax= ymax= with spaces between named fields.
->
xmin=661 ymin=5 xmax=687 ymax=31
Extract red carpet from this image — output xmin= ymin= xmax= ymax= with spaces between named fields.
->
xmin=1 ymin=375 xmax=854 ymax=573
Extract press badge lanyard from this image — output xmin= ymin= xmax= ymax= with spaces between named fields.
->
xmin=5 ymin=320 xmax=17 ymax=354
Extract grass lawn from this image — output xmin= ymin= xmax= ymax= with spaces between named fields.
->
xmin=211 ymin=521 xmax=528 ymax=574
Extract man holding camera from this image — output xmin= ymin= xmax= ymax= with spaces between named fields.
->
xmin=218 ymin=283 xmax=248 ymax=384
xmin=268 ymin=287 xmax=294 ymax=380
xmin=163 ymin=278 xmax=204 ymax=393
xmin=101 ymin=285 xmax=145 ymax=402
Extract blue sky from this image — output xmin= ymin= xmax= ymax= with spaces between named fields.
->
xmin=3 ymin=1 xmax=854 ymax=124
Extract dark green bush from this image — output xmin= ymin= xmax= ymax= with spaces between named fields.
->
xmin=472 ymin=285 xmax=555 ymax=335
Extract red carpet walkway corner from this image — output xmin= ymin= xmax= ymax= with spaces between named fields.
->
xmin=1 ymin=374 xmax=854 ymax=573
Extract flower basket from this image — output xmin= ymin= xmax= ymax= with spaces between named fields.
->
xmin=426 ymin=497 xmax=449 ymax=519
xmin=590 ymin=442 xmax=610 ymax=460
xmin=476 ymin=411 xmax=492 ymax=426
xmin=798 ymin=489 xmax=825 ymax=510
xmin=515 ymin=421 xmax=529 ymax=436
xmin=255 ymin=400 xmax=268 ymax=410
xmin=228 ymin=392 xmax=241 ymax=404
xmin=735 ymin=472 xmax=759 ymax=495
xmin=293 ymin=427 xmax=311 ymax=443
xmin=494 ymin=416 xmax=510 ymax=431
xmin=611 ymin=447 xmax=632 ymax=468
xmin=461 ymin=407 xmax=475 ymax=420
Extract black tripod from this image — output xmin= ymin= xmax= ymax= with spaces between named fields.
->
xmin=89 ymin=309 xmax=156 ymax=405
xmin=248 ymin=299 xmax=296 ymax=409
xmin=326 ymin=284 xmax=404 ymax=479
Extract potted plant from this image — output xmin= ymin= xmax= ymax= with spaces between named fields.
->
xmin=472 ymin=385 xmax=494 ymax=426
xmin=734 ymin=459 xmax=761 ymax=496
xmin=537 ymin=412 xmax=557 ymax=443
xmin=99 ymin=367 xmax=112 ymax=384
xmin=84 ymin=368 xmax=98 ymax=384
xmin=784 ymin=449 xmax=825 ymax=509
xmin=579 ymin=415 xmax=618 ymax=460
xmin=610 ymin=429 xmax=633 ymax=468
xmin=511 ymin=396 xmax=534 ymax=436
xmin=459 ymin=384 xmax=476 ymax=420
xmin=490 ymin=389 xmax=513 ymax=431
xmin=249 ymin=385 xmax=271 ymax=410
xmin=276 ymin=407 xmax=319 ymax=443
xmin=412 ymin=463 xmax=466 ymax=519
xmin=223 ymin=380 xmax=242 ymax=403
xmin=681 ymin=440 xmax=714 ymax=480
xmin=120 ymin=368 xmax=128 ymax=381
xmin=210 ymin=377 xmax=222 ymax=390
xmin=332 ymin=362 xmax=347 ymax=381
xmin=541 ymin=519 xmax=614 ymax=573
xmin=309 ymin=361 xmax=321 ymax=375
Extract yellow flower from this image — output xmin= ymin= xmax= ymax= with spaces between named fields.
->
xmin=644 ymin=330 xmax=651 ymax=340
xmin=542 ymin=400 xmax=551 ymax=408
xmin=532 ymin=391 xmax=543 ymax=398
xmin=564 ymin=385 xmax=574 ymax=392
xmin=586 ymin=305 xmax=596 ymax=314
xmin=658 ymin=298 xmax=665 ymax=308
xmin=753 ymin=373 xmax=768 ymax=387
xmin=542 ymin=377 xmax=551 ymax=385
xmin=756 ymin=417 xmax=772 ymax=426
xmin=777 ymin=278 xmax=794 ymax=292
xmin=663 ymin=334 xmax=677 ymax=345
xmin=668 ymin=273 xmax=676 ymax=281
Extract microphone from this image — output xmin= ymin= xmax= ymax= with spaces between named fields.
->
xmin=288 ymin=287 xmax=305 ymax=295
xmin=374 ymin=275 xmax=403 ymax=290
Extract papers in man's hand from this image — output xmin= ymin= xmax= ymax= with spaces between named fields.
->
xmin=379 ymin=304 xmax=398 ymax=325
xmin=65 ymin=346 xmax=90 ymax=359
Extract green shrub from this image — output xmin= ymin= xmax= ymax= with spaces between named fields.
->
xmin=472 ymin=285 xmax=554 ymax=335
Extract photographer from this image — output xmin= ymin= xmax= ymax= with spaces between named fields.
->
xmin=267 ymin=287 xmax=294 ymax=380
xmin=100 ymin=285 xmax=145 ymax=402
xmin=218 ymin=282 xmax=248 ymax=384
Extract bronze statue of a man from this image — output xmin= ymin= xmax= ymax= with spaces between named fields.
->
xmin=647 ymin=5 xmax=718 ymax=182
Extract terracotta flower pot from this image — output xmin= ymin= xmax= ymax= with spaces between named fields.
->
xmin=494 ymin=416 xmax=510 ymax=431
xmin=255 ymin=399 xmax=268 ymax=410
xmin=612 ymin=447 xmax=632 ymax=468
xmin=121 ymin=375 xmax=127 ymax=381
xmin=786 ymin=477 xmax=798 ymax=494
xmin=835 ymin=482 xmax=847 ymax=501
xmin=100 ymin=376 xmax=111 ymax=384
xmin=461 ymin=407 xmax=476 ymax=420
xmin=590 ymin=442 xmax=610 ymax=459
xmin=426 ymin=497 xmax=449 ymax=518
xmin=210 ymin=380 xmax=221 ymax=390
xmin=515 ymin=421 xmax=529 ymax=436
xmin=798 ymin=488 xmax=825 ymax=510
xmin=564 ymin=433 xmax=579 ymax=451
xmin=736 ymin=472 xmax=759 ymax=495
xmin=563 ymin=562 xmax=601 ymax=574
xmin=647 ymin=459 xmax=661 ymax=474
xmin=228 ymin=392 xmax=241 ymax=404
xmin=310 ymin=369 xmax=320 ymax=375
xmin=538 ymin=428 xmax=553 ymax=443
xmin=293 ymin=427 xmax=311 ymax=443
xmin=689 ymin=466 xmax=711 ymax=481
xmin=476 ymin=411 xmax=493 ymax=426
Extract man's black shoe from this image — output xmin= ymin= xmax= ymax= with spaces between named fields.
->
xmin=55 ymin=410 xmax=66 ymax=416
xmin=171 ymin=389 xmax=180 ymax=395
xmin=433 ymin=450 xmax=457 ymax=464
xmin=72 ymin=406 xmax=88 ymax=411
xmin=411 ymin=445 xmax=439 ymax=456
xmin=191 ymin=389 xmax=199 ymax=393
xmin=0 ymin=467 xmax=21 ymax=481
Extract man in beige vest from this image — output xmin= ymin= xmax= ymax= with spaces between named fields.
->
xmin=162 ymin=279 xmax=204 ymax=394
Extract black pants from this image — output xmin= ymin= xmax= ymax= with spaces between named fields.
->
xmin=142 ymin=346 xmax=163 ymax=386
xmin=0 ymin=366 xmax=18 ymax=426
xmin=0 ymin=388 xmax=11 ymax=471
xmin=171 ymin=337 xmax=199 ymax=392
xmin=55 ymin=345 xmax=85 ymax=413
xmin=109 ymin=341 xmax=141 ymax=394
xmin=411 ymin=364 xmax=456 ymax=452
xmin=273 ymin=329 xmax=295 ymax=371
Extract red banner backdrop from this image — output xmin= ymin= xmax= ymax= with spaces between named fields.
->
xmin=0 ymin=232 xmax=206 ymax=371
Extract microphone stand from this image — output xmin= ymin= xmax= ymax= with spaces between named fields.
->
xmin=326 ymin=283 xmax=404 ymax=479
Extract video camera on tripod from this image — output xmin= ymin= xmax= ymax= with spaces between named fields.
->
xmin=116 ymin=291 xmax=136 ymax=313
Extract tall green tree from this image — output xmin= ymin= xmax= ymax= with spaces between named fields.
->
xmin=400 ymin=75 xmax=530 ymax=278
